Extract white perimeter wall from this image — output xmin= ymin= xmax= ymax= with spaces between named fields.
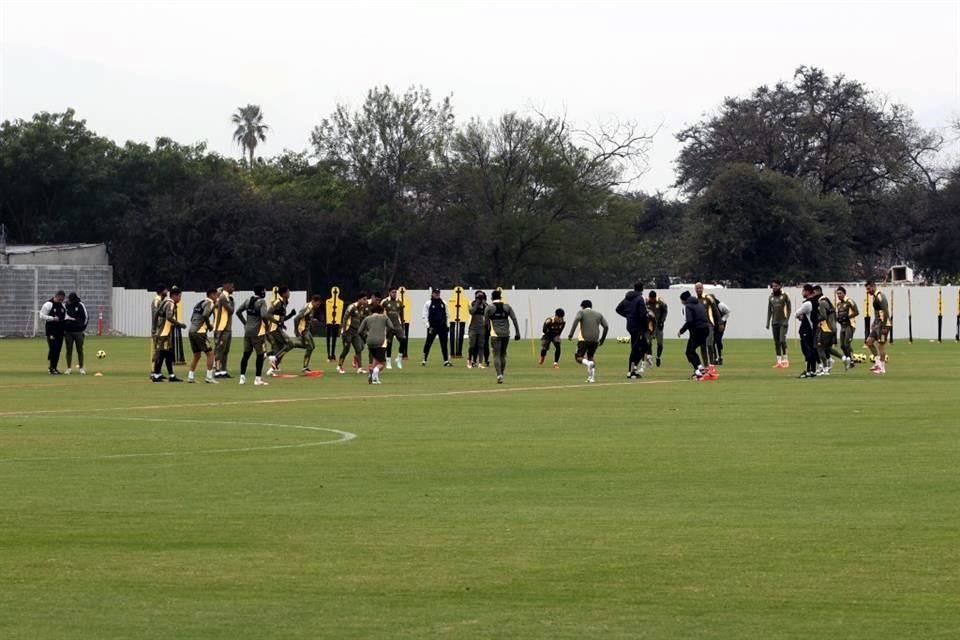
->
xmin=112 ymin=286 xmax=960 ymax=341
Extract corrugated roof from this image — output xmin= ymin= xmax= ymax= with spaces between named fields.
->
xmin=2 ymin=243 xmax=105 ymax=254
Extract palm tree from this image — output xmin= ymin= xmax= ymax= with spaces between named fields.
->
xmin=232 ymin=104 xmax=268 ymax=167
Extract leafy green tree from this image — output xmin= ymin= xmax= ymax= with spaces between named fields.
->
xmin=675 ymin=67 xmax=941 ymax=271
xmin=232 ymin=104 xmax=269 ymax=167
xmin=687 ymin=164 xmax=852 ymax=286
xmin=0 ymin=109 xmax=118 ymax=242
xmin=447 ymin=113 xmax=651 ymax=286
xmin=311 ymin=85 xmax=455 ymax=287
xmin=920 ymin=166 xmax=960 ymax=281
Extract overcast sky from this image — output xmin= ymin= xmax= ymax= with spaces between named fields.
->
xmin=1 ymin=0 xmax=958 ymax=192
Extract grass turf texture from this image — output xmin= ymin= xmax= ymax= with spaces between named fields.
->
xmin=1 ymin=337 xmax=957 ymax=639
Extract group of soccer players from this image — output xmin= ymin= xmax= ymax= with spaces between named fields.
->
xmin=149 ymin=283 xmax=411 ymax=385
xmin=143 ymin=278 xmax=892 ymax=387
xmin=769 ymin=280 xmax=892 ymax=377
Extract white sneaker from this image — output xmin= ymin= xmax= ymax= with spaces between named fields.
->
xmin=386 ymin=361 xmax=392 ymax=370
xmin=187 ymin=374 xmax=196 ymax=383
xmin=356 ymin=368 xmax=365 ymax=374
xmin=266 ymin=368 xmax=276 ymax=377
xmin=587 ymin=375 xmax=595 ymax=383
xmin=496 ymin=374 xmax=504 ymax=384
xmin=205 ymin=377 xmax=218 ymax=384
xmin=78 ymin=368 xmax=86 ymax=375
xmin=65 ymin=368 xmax=72 ymax=375
xmin=336 ymin=365 xmax=345 ymax=374
xmin=239 ymin=374 xmax=247 ymax=385
xmin=254 ymin=377 xmax=269 ymax=386
xmin=395 ymin=357 xmax=403 ymax=369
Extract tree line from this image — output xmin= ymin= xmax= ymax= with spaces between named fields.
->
xmin=1 ymin=67 xmax=958 ymax=292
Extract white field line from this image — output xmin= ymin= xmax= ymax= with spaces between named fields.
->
xmin=0 ymin=378 xmax=683 ymax=419
xmin=0 ymin=417 xmax=356 ymax=463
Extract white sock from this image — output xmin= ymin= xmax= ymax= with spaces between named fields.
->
xmin=188 ymin=371 xmax=196 ymax=380
xmin=206 ymin=370 xmax=213 ymax=380
xmin=777 ymin=355 xmax=782 ymax=363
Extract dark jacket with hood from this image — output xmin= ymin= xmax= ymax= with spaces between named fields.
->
xmin=616 ymin=290 xmax=648 ymax=334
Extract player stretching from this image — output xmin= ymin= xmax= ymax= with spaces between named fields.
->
xmin=337 ymin=292 xmax=367 ymax=374
xmin=567 ymin=300 xmax=609 ymax=383
xmin=186 ymin=287 xmax=219 ymax=383
xmin=539 ymin=309 xmax=566 ymax=368
xmin=236 ymin=286 xmax=270 ymax=386
xmin=358 ymin=303 xmax=404 ymax=384
xmin=646 ymin=291 xmax=667 ymax=367
xmin=294 ymin=294 xmax=322 ymax=373
xmin=266 ymin=286 xmax=297 ymax=376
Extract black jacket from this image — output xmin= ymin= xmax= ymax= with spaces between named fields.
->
xmin=64 ymin=300 xmax=88 ymax=333
xmin=679 ymin=298 xmax=709 ymax=334
xmin=616 ymin=291 xmax=648 ymax=333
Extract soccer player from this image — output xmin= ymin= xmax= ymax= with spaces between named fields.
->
xmin=63 ymin=292 xmax=88 ymax=374
xmin=677 ymin=291 xmax=710 ymax=380
xmin=39 ymin=290 xmax=67 ymax=374
xmin=151 ymin=287 xmax=185 ymax=382
xmin=483 ymin=290 xmax=521 ymax=384
xmin=794 ymin=284 xmax=819 ymax=379
xmin=235 ymin=286 xmax=270 ymax=386
xmin=539 ymin=308 xmax=566 ymax=368
xmin=467 ymin=290 xmax=488 ymax=368
xmin=337 ymin=292 xmax=367 ymax=374
xmin=865 ymin=281 xmax=891 ymax=374
xmin=835 ymin=286 xmax=860 ymax=368
xmin=186 ymin=287 xmax=218 ymax=384
xmin=694 ymin=282 xmax=721 ymax=375
xmin=266 ymin=286 xmax=297 ymax=376
xmin=422 ymin=287 xmax=452 ymax=367
xmin=766 ymin=280 xmax=791 ymax=368
xmin=294 ymin=294 xmax=322 ymax=373
xmin=213 ymin=281 xmax=235 ymax=378
xmin=149 ymin=284 xmax=172 ymax=378
xmin=646 ymin=291 xmax=667 ymax=367
xmin=813 ymin=286 xmax=844 ymax=375
xmin=615 ymin=283 xmax=648 ymax=379
xmin=381 ymin=287 xmax=406 ymax=370
xmin=567 ymin=299 xmax=609 ymax=383
xmin=358 ymin=302 xmax=404 ymax=384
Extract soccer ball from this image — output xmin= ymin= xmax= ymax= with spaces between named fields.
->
xmin=616 ymin=336 xmax=630 ymax=344
xmin=96 ymin=350 xmax=107 ymax=359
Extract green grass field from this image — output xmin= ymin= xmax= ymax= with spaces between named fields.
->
xmin=1 ymin=336 xmax=957 ymax=639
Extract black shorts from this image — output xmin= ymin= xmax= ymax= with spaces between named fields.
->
xmin=189 ymin=333 xmax=212 ymax=354
xmin=368 ymin=347 xmax=386 ymax=363
xmin=575 ymin=341 xmax=599 ymax=360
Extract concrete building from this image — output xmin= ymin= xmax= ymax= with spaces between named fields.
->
xmin=0 ymin=241 xmax=113 ymax=337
